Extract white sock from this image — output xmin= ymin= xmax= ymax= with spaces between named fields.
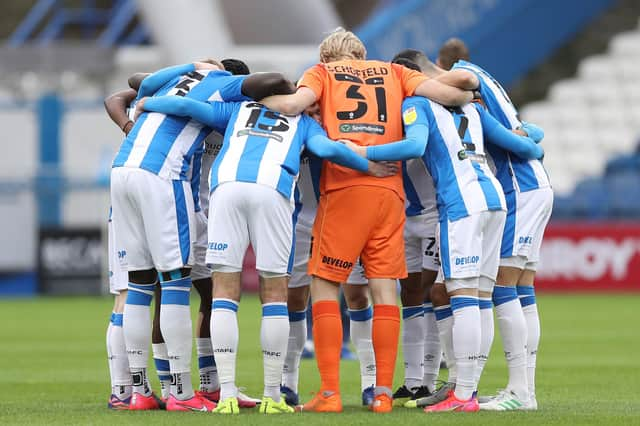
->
xmin=261 ymin=303 xmax=289 ymax=402
xmin=152 ymin=343 xmax=171 ymax=400
xmin=401 ymin=305 xmax=425 ymax=390
xmin=493 ymin=285 xmax=528 ymax=400
xmin=518 ymin=285 xmax=540 ymax=398
xmin=349 ymin=306 xmax=376 ymax=391
xmin=283 ymin=310 xmax=306 ymax=393
xmin=107 ymin=313 xmax=132 ymax=398
xmin=123 ymin=282 xmax=155 ymax=396
xmin=196 ymin=337 xmax=219 ymax=392
xmin=160 ymin=276 xmax=194 ymax=400
xmin=434 ymin=304 xmax=456 ymax=383
xmin=423 ymin=303 xmax=441 ymax=393
xmin=474 ymin=298 xmax=494 ymax=389
xmin=211 ymin=298 xmax=239 ymax=400
xmin=450 ymin=296 xmax=480 ymax=401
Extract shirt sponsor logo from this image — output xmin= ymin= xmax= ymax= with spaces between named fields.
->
xmin=321 ymin=256 xmax=354 ymax=269
xmin=205 ymin=142 xmax=222 ymax=156
xmin=339 ymin=123 xmax=385 ymax=135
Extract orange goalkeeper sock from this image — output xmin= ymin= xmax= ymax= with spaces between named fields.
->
xmin=372 ymin=304 xmax=400 ymax=391
xmin=312 ymin=300 xmax=342 ymax=393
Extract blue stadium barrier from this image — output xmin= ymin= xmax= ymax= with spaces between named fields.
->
xmin=7 ymin=0 xmax=148 ymax=47
xmin=357 ymin=0 xmax=616 ymax=87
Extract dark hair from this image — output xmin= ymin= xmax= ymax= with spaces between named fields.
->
xmin=392 ymin=48 xmax=424 ymax=65
xmin=222 ymin=58 xmax=250 ymax=75
xmin=438 ymin=38 xmax=470 ymax=70
xmin=392 ymin=57 xmax=421 ymax=72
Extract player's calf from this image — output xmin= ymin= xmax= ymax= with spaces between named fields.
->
xmin=123 ymin=269 xmax=157 ymax=408
xmin=158 ymin=268 xmax=197 ymax=405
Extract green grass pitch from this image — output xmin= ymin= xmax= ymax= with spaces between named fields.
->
xmin=1 ymin=294 xmax=639 ymax=425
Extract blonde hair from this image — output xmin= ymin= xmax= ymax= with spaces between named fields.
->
xmin=319 ymin=27 xmax=366 ymax=63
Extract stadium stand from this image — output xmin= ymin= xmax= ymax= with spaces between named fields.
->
xmin=520 ymin=21 xmax=640 ymax=217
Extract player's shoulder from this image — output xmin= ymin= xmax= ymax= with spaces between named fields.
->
xmin=402 ymin=96 xmax=433 ymax=126
xmin=202 ymin=69 xmax=233 ymax=78
xmin=303 ymin=63 xmax=328 ymax=76
xmin=452 ymin=59 xmax=480 ymax=73
xmin=402 ymin=95 xmax=431 ymax=111
xmin=299 ymin=114 xmax=324 ymax=133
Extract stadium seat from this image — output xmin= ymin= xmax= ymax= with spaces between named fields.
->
xmin=578 ymin=55 xmax=615 ymax=81
xmin=605 ymin=171 xmax=640 ymax=217
xmin=605 ymin=154 xmax=640 ymax=175
xmin=549 ymin=80 xmax=589 ymax=104
xmin=550 ymin=195 xmax=578 ymax=219
xmin=610 ymin=30 xmax=640 ymax=57
xmin=570 ymin=178 xmax=609 ymax=218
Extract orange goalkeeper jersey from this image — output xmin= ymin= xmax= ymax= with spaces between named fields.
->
xmin=298 ymin=60 xmax=427 ymax=197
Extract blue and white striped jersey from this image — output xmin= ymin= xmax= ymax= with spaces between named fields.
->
xmin=296 ymin=153 xmax=323 ymax=227
xmin=112 ymin=68 xmax=248 ymax=181
xmin=210 ymin=102 xmax=326 ymax=201
xmin=403 ymin=158 xmax=437 ymax=218
xmin=401 ymin=97 xmax=506 ymax=222
xmin=139 ymin=96 xmax=369 ymax=202
xmin=452 ymin=60 xmax=550 ymax=193
xmin=187 ymin=132 xmax=223 ymax=214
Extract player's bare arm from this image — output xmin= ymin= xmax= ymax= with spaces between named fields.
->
xmin=239 ymin=72 xmax=299 ymax=102
xmin=127 ymin=73 xmax=149 ymax=91
xmin=435 ymin=68 xmax=479 ymax=90
xmin=414 ymin=78 xmax=474 ymax=106
xmin=104 ymin=88 xmax=137 ymax=134
xmin=260 ymin=87 xmax=318 ymax=116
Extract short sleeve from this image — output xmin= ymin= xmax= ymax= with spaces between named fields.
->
xmin=207 ymin=101 xmax=241 ymax=131
xmin=218 ymin=75 xmax=250 ymax=102
xmin=393 ymin=63 xmax=428 ymax=98
xmin=298 ymin=64 xmax=325 ymax=100
xmin=402 ymin=97 xmax=431 ymax=129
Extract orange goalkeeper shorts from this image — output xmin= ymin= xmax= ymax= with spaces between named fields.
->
xmin=307 ymin=185 xmax=408 ymax=283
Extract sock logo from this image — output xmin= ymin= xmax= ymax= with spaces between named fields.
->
xmin=132 ymin=372 xmax=144 ymax=386
xmin=127 ymin=349 xmax=144 ymax=355
xmin=171 ymin=374 xmax=183 ymax=394
xmin=214 ymin=348 xmax=234 ymax=353
xmin=262 ymin=350 xmax=282 ymax=357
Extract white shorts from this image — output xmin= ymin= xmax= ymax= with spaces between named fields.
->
xmin=108 ymin=211 xmax=128 ymax=295
xmin=500 ymin=187 xmax=554 ymax=270
xmin=206 ymin=182 xmax=294 ymax=275
xmin=404 ymin=213 xmax=440 ymax=273
xmin=110 ymin=168 xmax=196 ymax=272
xmin=438 ymin=210 xmax=506 ymax=284
xmin=289 ymin=221 xmax=367 ymax=288
xmin=191 ymin=211 xmax=211 ymax=281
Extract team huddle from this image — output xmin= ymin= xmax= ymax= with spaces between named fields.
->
xmin=104 ymin=29 xmax=551 ymax=414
